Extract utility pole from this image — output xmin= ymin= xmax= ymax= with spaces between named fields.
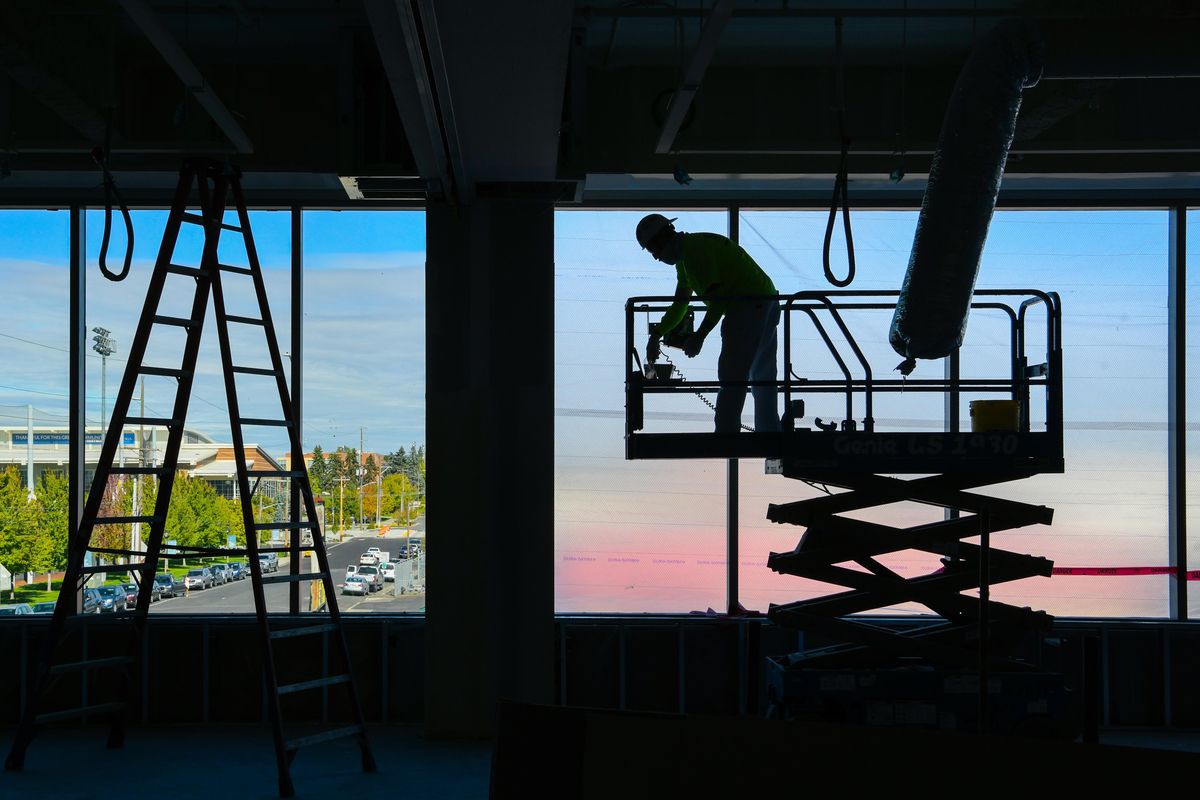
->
xmin=25 ymin=404 xmax=34 ymax=500
xmin=359 ymin=426 xmax=365 ymax=531
xmin=338 ymin=475 xmax=346 ymax=542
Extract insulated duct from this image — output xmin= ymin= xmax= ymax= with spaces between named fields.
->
xmin=889 ymin=19 xmax=1044 ymax=366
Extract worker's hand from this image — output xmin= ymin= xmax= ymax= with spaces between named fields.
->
xmin=646 ymin=335 xmax=661 ymax=363
xmin=682 ymin=332 xmax=704 ymax=358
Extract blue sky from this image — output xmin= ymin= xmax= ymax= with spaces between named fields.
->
xmin=0 ymin=209 xmax=425 ymax=460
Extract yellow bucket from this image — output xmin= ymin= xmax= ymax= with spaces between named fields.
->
xmin=969 ymin=400 xmax=1019 ymax=432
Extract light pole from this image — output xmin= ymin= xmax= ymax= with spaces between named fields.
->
xmin=91 ymin=327 xmax=116 ymax=428
xmin=375 ymin=465 xmax=396 ymax=528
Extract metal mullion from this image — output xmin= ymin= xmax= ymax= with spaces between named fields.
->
xmin=727 ymin=206 xmax=739 ymax=616
xmin=1168 ymin=204 xmax=1187 ymax=620
xmin=291 ymin=206 xmax=303 ymax=614
xmin=69 ymin=206 xmax=86 ymax=614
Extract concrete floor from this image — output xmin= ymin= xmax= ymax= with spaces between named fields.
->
xmin=0 ymin=724 xmax=492 ymax=799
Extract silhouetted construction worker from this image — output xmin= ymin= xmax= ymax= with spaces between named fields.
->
xmin=637 ymin=214 xmax=781 ymax=433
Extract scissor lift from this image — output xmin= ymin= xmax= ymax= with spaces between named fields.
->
xmin=626 ymin=290 xmax=1065 ymax=709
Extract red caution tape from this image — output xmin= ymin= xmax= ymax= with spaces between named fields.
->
xmin=1053 ymin=566 xmax=1200 ymax=579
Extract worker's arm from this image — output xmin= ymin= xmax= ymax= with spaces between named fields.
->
xmin=655 ymin=280 xmax=693 ymax=339
xmin=682 ymin=307 xmax=723 ymax=357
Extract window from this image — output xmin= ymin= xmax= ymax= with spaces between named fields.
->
xmin=555 ymin=210 xmax=729 ymax=613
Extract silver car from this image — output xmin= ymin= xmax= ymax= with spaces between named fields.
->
xmin=0 ymin=603 xmax=33 ymax=615
xmin=341 ymin=575 xmax=369 ymax=596
xmin=184 ymin=568 xmax=214 ymax=590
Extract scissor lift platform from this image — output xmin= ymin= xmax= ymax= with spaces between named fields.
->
xmin=624 ymin=289 xmax=1065 ymax=676
xmin=627 ymin=430 xmax=1062 ymax=474
xmin=626 ymin=289 xmax=1063 ymax=474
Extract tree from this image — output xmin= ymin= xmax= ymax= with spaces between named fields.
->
xmin=37 ymin=471 xmax=70 ymax=570
xmin=309 ymin=446 xmax=330 ymax=495
xmin=0 ymin=466 xmax=51 ymax=576
xmin=363 ymin=454 xmax=379 ymax=484
xmin=384 ymin=446 xmax=406 ymax=475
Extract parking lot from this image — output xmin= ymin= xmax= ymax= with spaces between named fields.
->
xmin=151 ymin=535 xmax=425 ymax=614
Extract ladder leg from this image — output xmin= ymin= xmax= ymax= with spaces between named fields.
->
xmin=7 ymin=161 xmax=213 ymax=769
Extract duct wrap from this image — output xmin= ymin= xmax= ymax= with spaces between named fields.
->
xmin=889 ymin=19 xmax=1044 ymax=365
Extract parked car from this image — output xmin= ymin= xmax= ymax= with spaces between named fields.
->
xmin=83 ymin=587 xmax=101 ymax=613
xmin=134 ymin=580 xmax=162 ymax=603
xmin=258 ymin=553 xmax=279 ymax=573
xmin=341 ymin=575 xmax=369 ymax=596
xmin=119 ymin=583 xmax=139 ymax=609
xmin=94 ymin=585 xmax=125 ymax=612
xmin=356 ymin=565 xmax=381 ymax=592
xmin=184 ymin=568 xmax=214 ymax=591
xmin=154 ymin=573 xmax=183 ymax=599
xmin=30 ymin=601 xmax=57 ymax=614
xmin=210 ymin=564 xmax=230 ymax=585
xmin=381 ymin=562 xmax=395 ymax=582
xmin=228 ymin=562 xmax=245 ymax=581
xmin=0 ymin=603 xmax=33 ymax=615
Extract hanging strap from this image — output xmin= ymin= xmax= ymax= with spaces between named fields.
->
xmin=822 ymin=16 xmax=856 ymax=288
xmin=90 ymin=143 xmax=134 ymax=282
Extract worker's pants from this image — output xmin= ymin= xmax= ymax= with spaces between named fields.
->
xmin=715 ymin=300 xmax=781 ymax=433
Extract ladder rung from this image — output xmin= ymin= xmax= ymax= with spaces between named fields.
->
xmin=124 ymin=417 xmax=180 ymax=427
xmin=254 ymin=521 xmax=316 ymax=531
xmin=88 ymin=546 xmax=148 ymax=557
xmin=260 ymin=572 xmax=325 ymax=585
xmin=153 ymin=315 xmax=200 ymax=328
xmin=165 ymin=263 xmax=204 ymax=277
xmin=36 ymin=702 xmax=125 ymax=724
xmin=239 ymin=418 xmax=292 ymax=428
xmin=94 ymin=515 xmax=161 ymax=525
xmin=269 ymin=623 xmax=339 ymax=640
xmin=180 ymin=212 xmax=242 ymax=232
xmin=139 ymin=366 xmax=190 ymax=378
xmin=224 ymin=314 xmax=266 ymax=326
xmin=277 ymin=674 xmax=352 ymax=696
xmin=50 ymin=656 xmax=134 ymax=675
xmin=218 ymin=263 xmax=254 ymax=275
xmin=80 ymin=561 xmax=150 ymax=575
xmin=231 ymin=366 xmax=277 ymax=376
xmin=247 ymin=470 xmax=305 ymax=479
xmin=286 ymin=724 xmax=364 ymax=752
xmin=109 ymin=466 xmax=165 ymax=475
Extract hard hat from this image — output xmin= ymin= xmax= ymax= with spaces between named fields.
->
xmin=636 ymin=214 xmax=678 ymax=249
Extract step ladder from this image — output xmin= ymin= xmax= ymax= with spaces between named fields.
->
xmin=4 ymin=159 xmax=376 ymax=797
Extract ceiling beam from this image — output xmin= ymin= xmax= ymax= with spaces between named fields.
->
xmin=116 ymin=0 xmax=253 ymax=154
xmin=414 ymin=0 xmax=468 ymax=201
xmin=363 ymin=0 xmax=449 ymax=196
xmin=654 ymin=0 xmax=734 ymax=155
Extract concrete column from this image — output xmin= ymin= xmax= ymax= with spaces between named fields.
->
xmin=425 ymin=190 xmax=555 ymax=737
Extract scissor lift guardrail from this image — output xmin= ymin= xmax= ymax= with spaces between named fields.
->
xmin=624 ymin=289 xmax=1065 ymax=673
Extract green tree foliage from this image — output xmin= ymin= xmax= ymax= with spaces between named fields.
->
xmin=37 ymin=471 xmax=70 ymax=569
xmin=154 ymin=473 xmax=244 ymax=549
xmin=309 ymin=445 xmax=329 ymax=495
xmin=0 ymin=466 xmax=51 ymax=575
xmin=385 ymin=444 xmax=425 ymax=489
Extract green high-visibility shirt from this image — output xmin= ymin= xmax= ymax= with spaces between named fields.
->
xmin=657 ymin=233 xmax=777 ymax=335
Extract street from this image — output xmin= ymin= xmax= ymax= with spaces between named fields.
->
xmin=153 ymin=534 xmax=425 ymax=614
